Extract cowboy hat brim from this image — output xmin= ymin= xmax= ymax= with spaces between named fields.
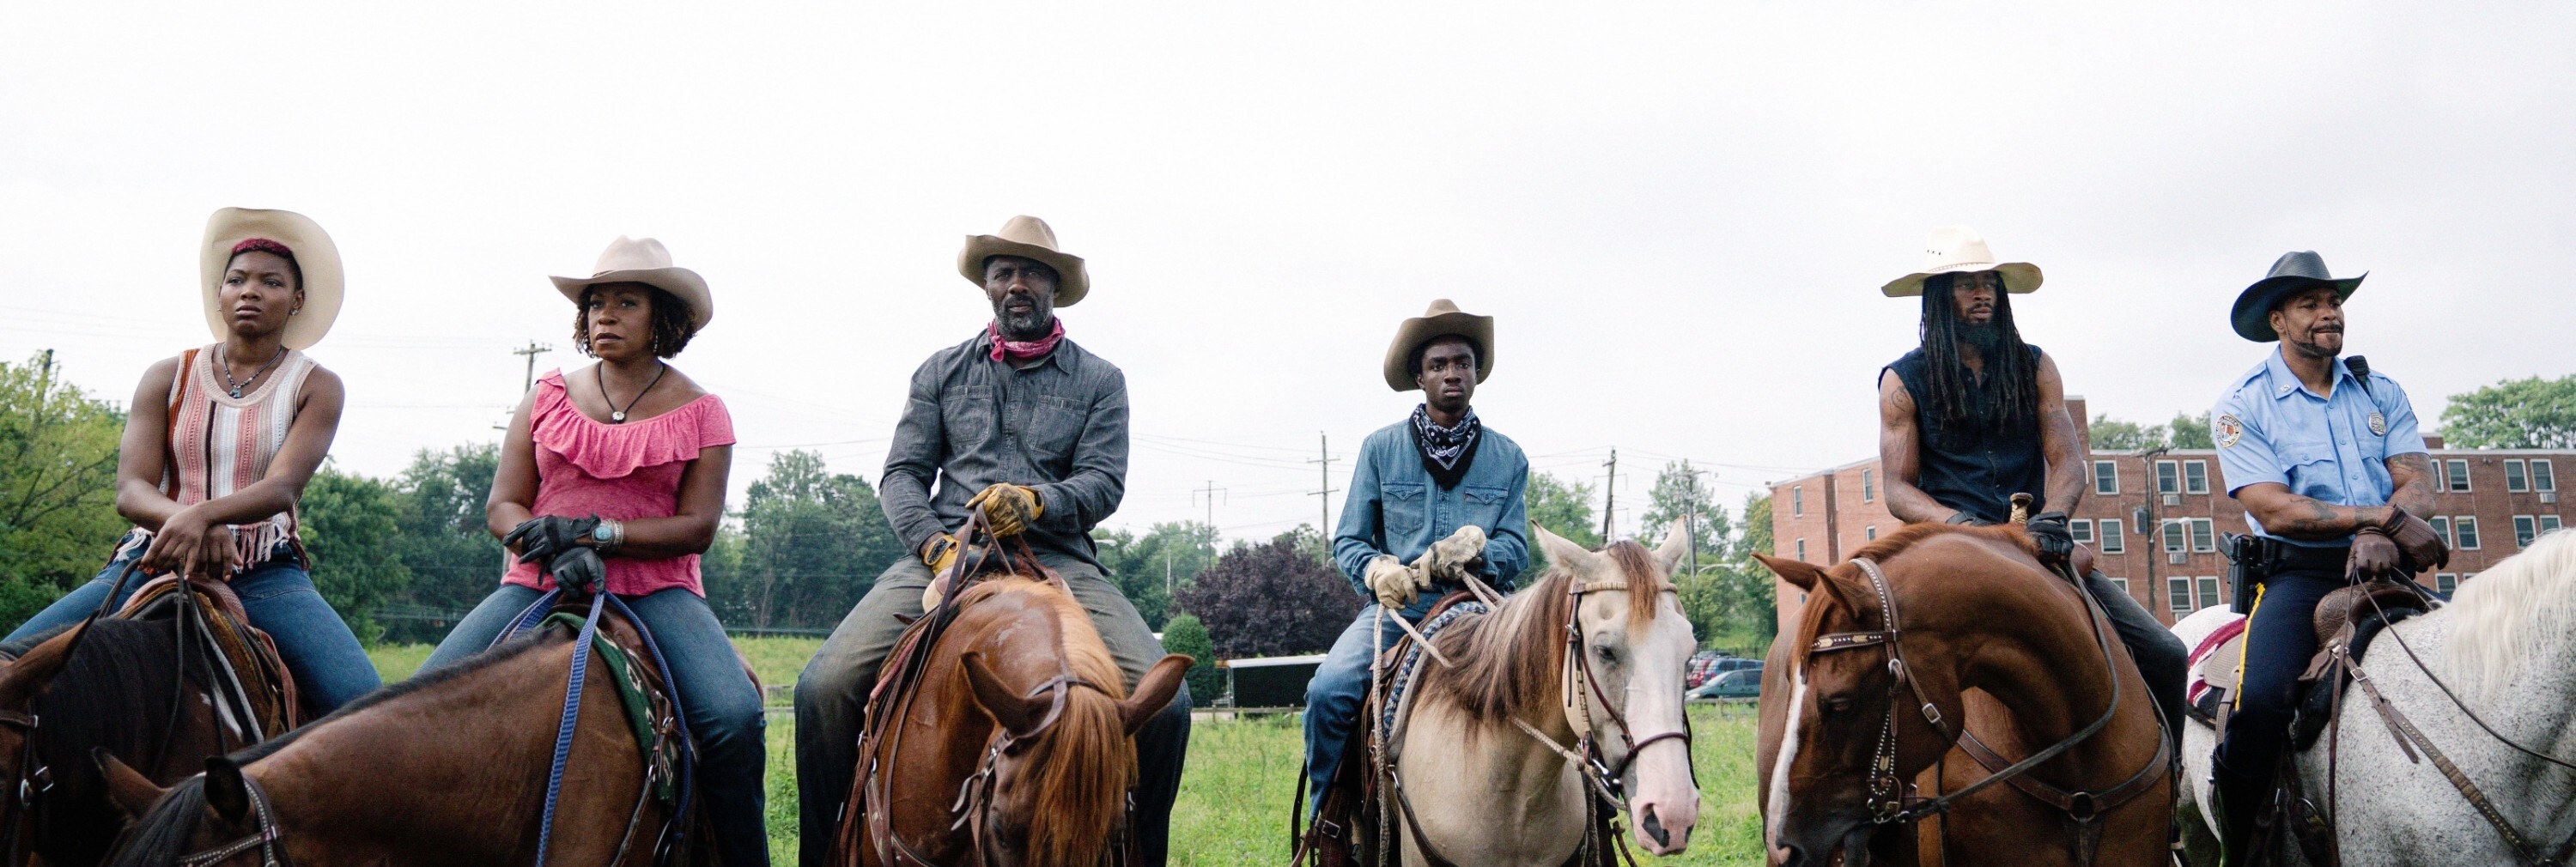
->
xmin=958 ymin=236 xmax=1091 ymax=307
xmin=551 ymin=267 xmax=714 ymax=331
xmin=202 ymin=208 xmax=344 ymax=350
xmin=1880 ymin=262 xmax=2042 ymax=297
xmin=1382 ymin=311 xmax=1495 ymax=392
xmin=2231 ymin=273 xmax=2363 ymax=343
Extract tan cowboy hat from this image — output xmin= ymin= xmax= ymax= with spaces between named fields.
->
xmin=957 ymin=215 xmax=1090 ymax=306
xmin=201 ymin=208 xmax=343 ymax=350
xmin=551 ymin=236 xmax=714 ymax=330
xmin=1879 ymin=225 xmax=2044 ymax=297
xmin=1382 ymin=300 xmax=1495 ymax=391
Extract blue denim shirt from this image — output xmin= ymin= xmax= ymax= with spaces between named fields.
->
xmin=1331 ymin=419 xmax=1531 ymax=595
xmin=2213 ymin=351 xmax=2427 ymax=548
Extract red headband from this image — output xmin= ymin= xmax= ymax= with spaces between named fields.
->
xmin=230 ymin=238 xmax=294 ymax=259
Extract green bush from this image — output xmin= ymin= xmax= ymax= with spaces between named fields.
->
xmin=1161 ymin=611 xmax=1220 ymax=707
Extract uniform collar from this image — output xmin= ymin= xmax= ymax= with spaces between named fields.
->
xmin=2262 ymin=349 xmax=2353 ymax=402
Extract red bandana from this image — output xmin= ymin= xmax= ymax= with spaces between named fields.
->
xmin=987 ymin=319 xmax=1065 ymax=363
xmin=230 ymin=238 xmax=294 ymax=259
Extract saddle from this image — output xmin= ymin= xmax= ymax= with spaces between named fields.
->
xmin=118 ymin=573 xmax=301 ymax=737
xmin=525 ymin=604 xmax=689 ymax=805
xmin=2188 ymin=579 xmax=2433 ymax=751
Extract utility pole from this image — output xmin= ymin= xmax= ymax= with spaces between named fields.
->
xmin=35 ymin=349 xmax=54 ymax=398
xmin=1601 ymin=449 xmax=1619 ymax=542
xmin=1683 ymin=466 xmax=1710 ymax=578
xmin=2140 ymin=446 xmax=2168 ymax=615
xmin=1309 ymin=432 xmax=1337 ymax=533
xmin=511 ymin=342 xmax=553 ymax=393
xmin=1193 ymin=482 xmax=1228 ymax=532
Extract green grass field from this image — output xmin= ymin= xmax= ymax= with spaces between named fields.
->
xmin=370 ymin=641 xmax=1766 ymax=865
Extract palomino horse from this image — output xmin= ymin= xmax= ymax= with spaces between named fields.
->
xmin=2171 ymin=527 xmax=2576 ymax=866
xmin=835 ymin=570 xmax=1189 ymax=867
xmin=1757 ymin=524 xmax=2169 ymax=866
xmin=98 ymin=596 xmax=708 ymax=866
xmin=1375 ymin=521 xmax=1702 ymax=864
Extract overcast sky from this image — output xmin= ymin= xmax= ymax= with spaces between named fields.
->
xmin=6 ymin=4 xmax=2572 ymax=545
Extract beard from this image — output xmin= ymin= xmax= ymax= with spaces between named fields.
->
xmin=993 ymin=298 xmax=1054 ymax=340
xmin=1958 ymin=318 xmax=2010 ymax=353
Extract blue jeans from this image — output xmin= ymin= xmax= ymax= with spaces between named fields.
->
xmin=425 ymin=585 xmax=769 ymax=867
xmin=6 ymin=537 xmax=382 ymax=713
xmin=1302 ymin=594 xmax=1439 ymax=815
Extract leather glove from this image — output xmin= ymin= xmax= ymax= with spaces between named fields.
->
xmin=506 ymin=515 xmax=599 ymax=566
xmin=1364 ymin=555 xmax=1432 ymax=609
xmin=967 ymin=484 xmax=1044 ymax=537
xmin=547 ymin=546 xmax=607 ymax=594
xmin=2378 ymin=506 xmax=2451 ymax=573
xmin=1412 ymin=524 xmax=1489 ymax=585
xmin=2348 ymin=530 xmax=2403 ymax=583
xmin=920 ymin=532 xmax=963 ymax=572
xmin=2024 ymin=512 xmax=2075 ymax=565
xmin=1946 ymin=512 xmax=1990 ymax=526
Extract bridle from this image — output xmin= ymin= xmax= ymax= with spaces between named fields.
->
xmin=947 ymin=674 xmax=1115 ymax=866
xmin=171 ymin=774 xmax=285 ymax=867
xmin=1551 ymin=574 xmax=1695 ymax=801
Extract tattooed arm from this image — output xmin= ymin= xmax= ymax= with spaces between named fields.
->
xmin=2232 ymin=452 xmax=2433 ymax=540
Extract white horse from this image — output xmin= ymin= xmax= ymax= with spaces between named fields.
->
xmin=2174 ymin=527 xmax=2576 ymax=865
xmin=1382 ymin=521 xmax=1704 ymax=865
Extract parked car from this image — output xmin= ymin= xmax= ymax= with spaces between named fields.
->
xmin=1686 ymin=652 xmax=1764 ymax=688
xmin=1688 ymin=666 xmax=1762 ymax=700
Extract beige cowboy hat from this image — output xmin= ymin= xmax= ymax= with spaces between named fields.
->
xmin=1879 ymin=225 xmax=2044 ymax=297
xmin=1382 ymin=299 xmax=1495 ymax=391
xmin=201 ymin=208 xmax=343 ymax=350
xmin=551 ymin=236 xmax=714 ymax=330
xmin=957 ymin=215 xmax=1090 ymax=306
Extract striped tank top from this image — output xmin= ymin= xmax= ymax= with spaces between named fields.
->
xmin=145 ymin=345 xmax=320 ymax=568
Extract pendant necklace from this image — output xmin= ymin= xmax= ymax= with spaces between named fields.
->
xmin=216 ymin=344 xmax=285 ymax=399
xmin=599 ymin=361 xmax=668 ymax=424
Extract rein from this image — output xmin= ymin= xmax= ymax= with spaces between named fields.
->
xmin=171 ymin=774 xmax=283 ymax=867
xmin=951 ymin=675 xmax=1114 ymax=865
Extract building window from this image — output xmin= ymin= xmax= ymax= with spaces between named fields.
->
xmin=2162 ymin=520 xmax=2188 ymax=553
xmin=2169 ymin=577 xmax=2194 ymax=616
xmin=1862 ymin=469 xmax=1875 ymax=502
xmin=2098 ymin=518 xmax=2124 ymax=553
xmin=2093 ymin=461 xmax=2118 ymax=495
xmin=2436 ymin=573 xmax=2457 ymax=595
xmin=1793 ymin=486 xmax=1804 ymax=517
xmin=2506 ymin=459 xmax=2530 ymax=493
xmin=2156 ymin=460 xmax=2181 ymax=494
xmin=2070 ymin=518 xmax=2095 ymax=543
xmin=2455 ymin=516 xmax=2482 ymax=550
xmin=1865 ymin=525 xmax=1877 ymax=541
xmin=2542 ymin=515 xmax=2564 ymax=535
xmin=2446 ymin=458 xmax=2472 ymax=493
xmin=2516 ymin=516 xmax=2538 ymax=548
xmin=2184 ymin=460 xmax=2210 ymax=494
xmin=2535 ymin=459 xmax=2557 ymax=493
xmin=2429 ymin=516 xmax=2451 ymax=547
xmin=2197 ymin=576 xmax=2222 ymax=609
xmin=1796 ymin=539 xmax=1807 ymax=561
xmin=2190 ymin=518 xmax=2216 ymax=553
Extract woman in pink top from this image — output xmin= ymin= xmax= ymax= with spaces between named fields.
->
xmin=420 ymin=237 xmax=765 ymax=867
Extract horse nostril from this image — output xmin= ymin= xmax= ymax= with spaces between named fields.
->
xmin=1641 ymin=805 xmax=1668 ymax=847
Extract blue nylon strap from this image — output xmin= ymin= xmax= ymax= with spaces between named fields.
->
xmin=534 ymin=590 xmax=605 ymax=867
xmin=495 ymin=588 xmax=564 ymax=648
xmin=605 ymin=593 xmax=696 ymax=842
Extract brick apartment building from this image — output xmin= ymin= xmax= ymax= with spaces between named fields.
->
xmin=1771 ymin=397 xmax=2572 ymax=633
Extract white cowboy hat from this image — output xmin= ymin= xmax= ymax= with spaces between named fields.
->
xmin=957 ymin=215 xmax=1091 ymax=306
xmin=1879 ymin=225 xmax=2044 ymax=297
xmin=1382 ymin=299 xmax=1495 ymax=392
xmin=550 ymin=236 xmax=714 ymax=330
xmin=201 ymin=208 xmax=343 ymax=349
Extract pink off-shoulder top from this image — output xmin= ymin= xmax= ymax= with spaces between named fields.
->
xmin=502 ymin=370 xmax=735 ymax=597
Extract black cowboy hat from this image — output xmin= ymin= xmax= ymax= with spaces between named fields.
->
xmin=2231 ymin=251 xmax=2365 ymax=343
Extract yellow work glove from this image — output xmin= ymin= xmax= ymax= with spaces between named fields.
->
xmin=967 ymin=483 xmax=1045 ymax=537
xmin=920 ymin=533 xmax=963 ymax=572
xmin=1411 ymin=524 xmax=1489 ymax=585
xmin=1364 ymin=554 xmax=1433 ymax=609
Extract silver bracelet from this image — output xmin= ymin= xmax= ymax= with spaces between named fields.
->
xmin=595 ymin=518 xmax=625 ymax=554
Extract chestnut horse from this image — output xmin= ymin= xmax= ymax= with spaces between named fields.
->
xmin=836 ymin=575 xmax=1189 ymax=867
xmin=1756 ymin=524 xmax=2168 ymax=867
xmin=98 ymin=600 xmax=708 ymax=866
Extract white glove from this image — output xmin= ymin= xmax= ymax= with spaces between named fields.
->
xmin=1413 ymin=524 xmax=1489 ymax=585
xmin=1364 ymin=554 xmax=1432 ymax=609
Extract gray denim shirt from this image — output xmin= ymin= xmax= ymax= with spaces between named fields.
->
xmin=1331 ymin=419 xmax=1531 ymax=596
xmin=880 ymin=331 xmax=1128 ymax=567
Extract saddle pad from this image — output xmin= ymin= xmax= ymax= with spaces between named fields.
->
xmin=2186 ymin=615 xmax=2249 ymax=707
xmin=538 ymin=611 xmax=679 ymax=803
xmin=1373 ymin=601 xmax=1491 ymax=747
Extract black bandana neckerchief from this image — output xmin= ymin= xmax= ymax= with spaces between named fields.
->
xmin=1408 ymin=404 xmax=1482 ymax=489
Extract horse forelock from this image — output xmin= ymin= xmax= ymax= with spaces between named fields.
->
xmin=102 ymin=774 xmax=210 ymax=867
xmin=2445 ymin=527 xmax=2576 ymax=701
xmin=1602 ymin=539 xmax=1672 ymax=634
xmin=968 ymin=578 xmax=1130 ymax=865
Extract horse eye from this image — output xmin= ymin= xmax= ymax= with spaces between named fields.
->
xmin=1594 ymin=646 xmax=1618 ymax=664
xmin=1823 ymin=696 xmax=1854 ymax=716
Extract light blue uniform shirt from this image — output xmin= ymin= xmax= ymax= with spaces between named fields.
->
xmin=1332 ymin=421 xmax=1531 ymax=594
xmin=2211 ymin=352 xmax=2428 ymax=548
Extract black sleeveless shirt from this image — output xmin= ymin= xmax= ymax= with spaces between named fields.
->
xmin=1886 ymin=345 xmax=2049 ymax=524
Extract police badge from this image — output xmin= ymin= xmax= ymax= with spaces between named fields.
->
xmin=2369 ymin=411 xmax=2387 ymax=436
xmin=2215 ymin=414 xmax=2243 ymax=448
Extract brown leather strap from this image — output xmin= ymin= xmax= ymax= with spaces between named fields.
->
xmin=1387 ymin=770 xmax=1468 ymax=867
xmin=1955 ymin=725 xmax=2169 ymax=822
xmin=2349 ymin=666 xmax=2557 ymax=864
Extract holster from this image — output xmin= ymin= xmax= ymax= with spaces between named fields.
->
xmin=2224 ymin=532 xmax=2271 ymax=615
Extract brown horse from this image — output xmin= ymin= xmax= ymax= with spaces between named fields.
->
xmin=1755 ymin=524 xmax=2167 ymax=867
xmin=836 ymin=575 xmax=1189 ymax=867
xmin=98 ymin=602 xmax=707 ymax=866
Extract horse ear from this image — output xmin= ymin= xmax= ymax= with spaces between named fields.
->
xmin=0 ymin=627 xmax=78 ymax=709
xmin=1752 ymin=553 xmax=1824 ymax=591
xmin=959 ymin=652 xmax=1047 ymax=736
xmin=204 ymin=755 xmax=250 ymax=827
xmin=1653 ymin=519 xmax=1692 ymax=575
xmin=1117 ymin=655 xmax=1192 ymax=737
xmin=1531 ymin=524 xmax=1595 ymax=569
xmin=93 ymin=748 xmax=167 ymax=819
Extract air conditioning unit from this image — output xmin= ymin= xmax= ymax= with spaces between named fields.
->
xmin=2168 ymin=552 xmax=2189 ymax=565
xmin=2164 ymin=494 xmax=2183 ymax=506
xmin=2543 ymin=492 xmax=2559 ymax=504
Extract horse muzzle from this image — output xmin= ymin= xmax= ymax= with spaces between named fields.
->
xmin=1631 ymin=794 xmax=1698 ymax=855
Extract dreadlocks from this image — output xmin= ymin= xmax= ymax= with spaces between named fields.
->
xmin=1917 ymin=272 xmax=2039 ymax=428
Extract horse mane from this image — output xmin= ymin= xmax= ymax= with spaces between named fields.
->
xmin=1846 ymin=521 xmax=2038 ymax=567
xmin=102 ymin=775 xmax=211 ymax=867
xmin=2444 ymin=527 xmax=2576 ymax=702
xmin=29 ymin=618 xmax=205 ymax=864
xmin=1420 ymin=538 xmax=1669 ymax=733
xmin=229 ymin=622 xmax=566 ymax=766
xmin=962 ymin=578 xmax=1130 ymax=867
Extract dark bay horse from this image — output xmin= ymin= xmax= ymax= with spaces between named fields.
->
xmin=835 ymin=575 xmax=1188 ymax=867
xmin=1755 ymin=524 xmax=2168 ymax=867
xmin=99 ymin=603 xmax=708 ymax=866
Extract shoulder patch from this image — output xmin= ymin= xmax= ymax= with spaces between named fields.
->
xmin=2215 ymin=414 xmax=2244 ymax=448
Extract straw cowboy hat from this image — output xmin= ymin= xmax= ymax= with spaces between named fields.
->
xmin=551 ymin=236 xmax=714 ymax=331
xmin=2231 ymin=251 xmax=2365 ymax=343
xmin=1382 ymin=299 xmax=1495 ymax=391
xmin=201 ymin=208 xmax=343 ymax=350
xmin=957 ymin=215 xmax=1090 ymax=306
xmin=1880 ymin=225 xmax=2044 ymax=297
